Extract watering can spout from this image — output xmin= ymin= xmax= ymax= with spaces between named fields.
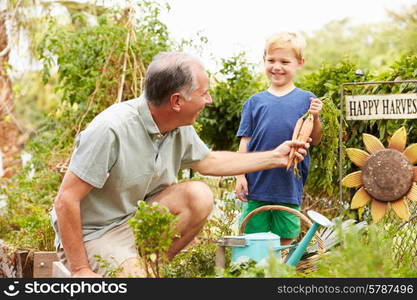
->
xmin=285 ymin=210 xmax=332 ymax=267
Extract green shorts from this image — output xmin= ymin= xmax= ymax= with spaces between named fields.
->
xmin=239 ymin=200 xmax=301 ymax=239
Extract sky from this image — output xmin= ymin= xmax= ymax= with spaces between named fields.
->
xmin=158 ymin=0 xmax=415 ymax=71
xmin=6 ymin=0 xmax=416 ymax=75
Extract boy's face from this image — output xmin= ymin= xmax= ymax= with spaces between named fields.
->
xmin=264 ymin=47 xmax=304 ymax=89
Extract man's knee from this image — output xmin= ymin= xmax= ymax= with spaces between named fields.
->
xmin=186 ymin=181 xmax=214 ymax=212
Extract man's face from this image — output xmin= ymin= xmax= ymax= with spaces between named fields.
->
xmin=179 ymin=65 xmax=212 ymax=125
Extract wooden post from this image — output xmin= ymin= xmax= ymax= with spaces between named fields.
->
xmin=215 ymin=245 xmax=226 ymax=269
xmin=33 ymin=251 xmax=58 ymax=278
xmin=15 ymin=250 xmax=32 ymax=278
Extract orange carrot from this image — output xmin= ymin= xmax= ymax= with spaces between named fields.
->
xmin=286 ymin=117 xmax=304 ymax=170
xmin=292 ymin=113 xmax=314 ymax=176
xmin=296 ymin=113 xmax=314 ymax=143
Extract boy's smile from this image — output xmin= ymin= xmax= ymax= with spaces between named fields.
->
xmin=264 ymin=47 xmax=304 ymax=92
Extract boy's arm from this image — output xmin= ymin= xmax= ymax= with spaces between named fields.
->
xmin=308 ymin=97 xmax=323 ymax=146
xmin=310 ymin=116 xmax=322 ymax=146
xmin=237 ymin=137 xmax=250 ymax=159
xmin=235 ymin=137 xmax=251 ymax=201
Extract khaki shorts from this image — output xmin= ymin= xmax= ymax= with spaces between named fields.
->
xmin=57 ymin=221 xmax=138 ymax=276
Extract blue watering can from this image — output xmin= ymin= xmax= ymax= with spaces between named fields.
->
xmin=215 ymin=206 xmax=332 ymax=268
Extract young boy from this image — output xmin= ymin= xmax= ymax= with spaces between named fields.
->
xmin=235 ymin=32 xmax=322 ymax=245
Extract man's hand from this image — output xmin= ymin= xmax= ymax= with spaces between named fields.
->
xmin=274 ymin=139 xmax=311 ymax=167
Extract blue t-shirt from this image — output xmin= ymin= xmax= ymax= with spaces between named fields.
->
xmin=236 ymin=88 xmax=316 ymax=205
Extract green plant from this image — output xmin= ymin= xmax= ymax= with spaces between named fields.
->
xmin=162 ymin=177 xmax=239 ymax=278
xmin=128 ymin=201 xmax=178 ymax=278
xmin=163 ymin=241 xmax=217 ymax=278
xmin=219 ymin=253 xmax=298 ymax=278
xmin=297 ymin=55 xmax=417 ymax=210
xmin=221 ymin=258 xmax=265 ymax=278
xmin=94 ymin=255 xmax=123 ymax=278
xmin=0 ymin=155 xmax=60 ymax=251
xmin=308 ymin=223 xmax=417 ymax=277
xmin=1 ymin=1 xmax=174 ymax=252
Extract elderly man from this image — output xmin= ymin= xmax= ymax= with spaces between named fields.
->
xmin=52 ymin=52 xmax=310 ymax=277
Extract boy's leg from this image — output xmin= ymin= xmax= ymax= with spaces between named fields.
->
xmin=239 ymin=200 xmax=271 ymax=233
xmin=270 ymin=203 xmax=301 ymax=245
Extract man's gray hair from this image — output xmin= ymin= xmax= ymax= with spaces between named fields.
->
xmin=144 ymin=52 xmax=204 ymax=106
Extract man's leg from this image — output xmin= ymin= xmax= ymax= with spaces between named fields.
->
xmin=106 ymin=180 xmax=213 ymax=276
xmin=58 ymin=221 xmax=145 ymax=277
xmin=147 ymin=180 xmax=214 ymax=259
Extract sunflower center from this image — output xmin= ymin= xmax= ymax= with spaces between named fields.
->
xmin=361 ymin=149 xmax=413 ymax=202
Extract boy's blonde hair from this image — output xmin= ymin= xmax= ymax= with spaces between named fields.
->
xmin=264 ymin=32 xmax=306 ymax=61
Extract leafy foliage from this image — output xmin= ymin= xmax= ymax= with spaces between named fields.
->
xmin=301 ymin=4 xmax=417 ymax=77
xmin=3 ymin=0 xmax=417 ymax=279
xmin=297 ymin=60 xmax=360 ymax=198
xmin=129 ymin=201 xmax=178 ymax=278
xmin=163 ymin=178 xmax=238 ymax=278
xmin=297 ymin=54 xmax=417 ymax=207
xmin=216 ymin=222 xmax=417 ymax=278
xmin=163 ymin=241 xmax=217 ymax=278
xmin=1 ymin=1 xmax=173 ymax=251
xmin=198 ymin=53 xmax=267 ymax=151
xmin=310 ymin=224 xmax=417 ymax=277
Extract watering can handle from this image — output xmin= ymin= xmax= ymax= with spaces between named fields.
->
xmin=239 ymin=205 xmax=325 ymax=252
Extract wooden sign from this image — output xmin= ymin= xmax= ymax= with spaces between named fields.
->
xmin=346 ymin=93 xmax=417 ymax=120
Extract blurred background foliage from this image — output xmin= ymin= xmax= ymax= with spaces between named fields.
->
xmin=0 ymin=0 xmax=416 ymax=276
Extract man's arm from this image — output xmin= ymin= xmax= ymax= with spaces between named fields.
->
xmin=54 ymin=170 xmax=100 ymax=277
xmin=192 ymin=140 xmax=309 ymax=176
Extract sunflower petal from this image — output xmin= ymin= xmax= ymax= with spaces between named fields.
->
xmin=357 ymin=207 xmax=364 ymax=219
xmin=351 ymin=187 xmax=372 ymax=209
xmin=388 ymin=127 xmax=407 ymax=152
xmin=341 ymin=171 xmax=362 ymax=188
xmin=390 ymin=198 xmax=409 ymax=221
xmin=346 ymin=148 xmax=370 ymax=167
xmin=363 ymin=133 xmax=385 ymax=154
xmin=371 ymin=200 xmax=388 ymax=223
xmin=407 ymin=183 xmax=417 ymax=202
xmin=403 ymin=143 xmax=417 ymax=164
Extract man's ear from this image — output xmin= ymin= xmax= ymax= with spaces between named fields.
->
xmin=298 ymin=57 xmax=305 ymax=68
xmin=170 ymin=93 xmax=181 ymax=112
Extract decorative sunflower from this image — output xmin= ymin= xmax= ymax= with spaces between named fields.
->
xmin=342 ymin=127 xmax=417 ymax=222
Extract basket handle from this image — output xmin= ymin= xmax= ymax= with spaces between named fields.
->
xmin=239 ymin=205 xmax=325 ymax=251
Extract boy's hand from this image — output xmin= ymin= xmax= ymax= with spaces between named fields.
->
xmin=235 ymin=175 xmax=249 ymax=202
xmin=308 ymin=97 xmax=322 ymax=119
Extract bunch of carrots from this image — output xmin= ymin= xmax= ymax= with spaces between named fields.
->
xmin=286 ymin=112 xmax=315 ymax=177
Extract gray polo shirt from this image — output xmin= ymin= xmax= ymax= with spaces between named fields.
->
xmin=51 ymin=96 xmax=210 ymax=246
